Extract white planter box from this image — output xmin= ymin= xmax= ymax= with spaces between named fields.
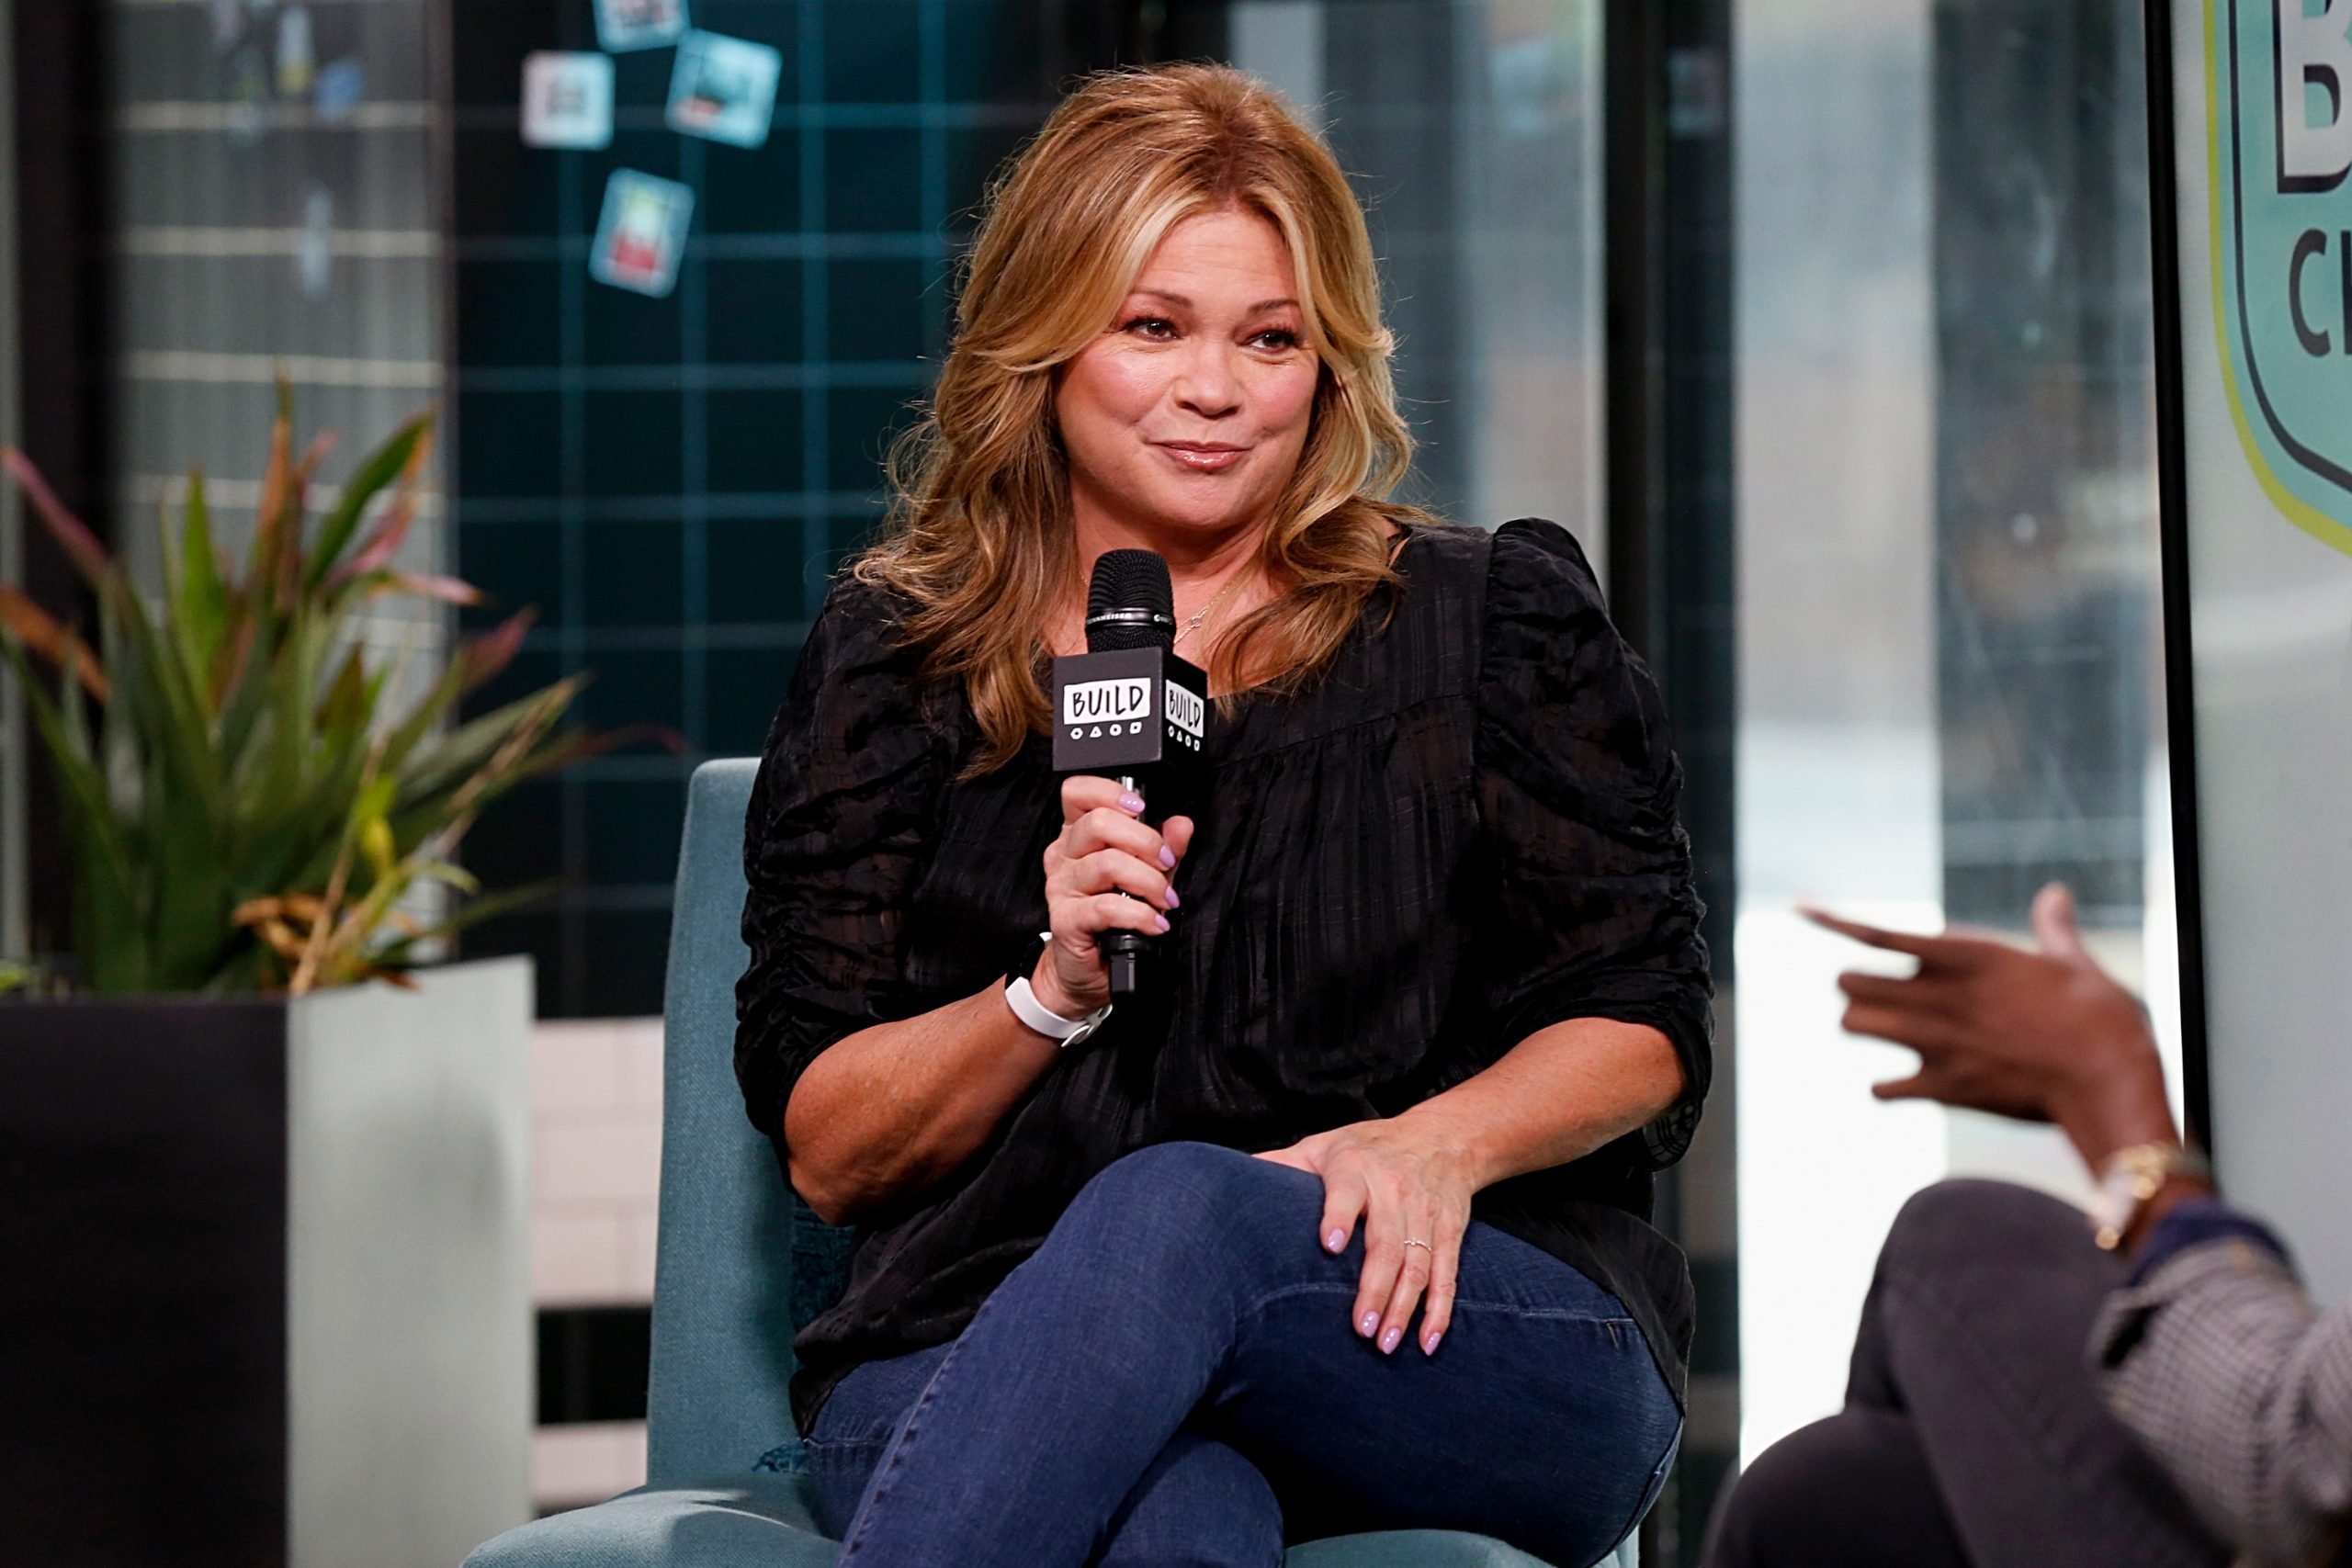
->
xmin=0 ymin=957 xmax=536 ymax=1568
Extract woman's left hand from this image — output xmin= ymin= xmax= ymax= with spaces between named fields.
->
xmin=1255 ymin=1117 xmax=1478 ymax=1358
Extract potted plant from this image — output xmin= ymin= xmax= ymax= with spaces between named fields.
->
xmin=0 ymin=389 xmax=589 ymax=1567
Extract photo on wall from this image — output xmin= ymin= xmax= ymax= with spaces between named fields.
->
xmin=594 ymin=0 xmax=688 ymax=53
xmin=590 ymin=169 xmax=695 ymax=298
xmin=664 ymin=30 xmax=783 ymax=149
xmin=522 ymin=51 xmax=616 ymax=150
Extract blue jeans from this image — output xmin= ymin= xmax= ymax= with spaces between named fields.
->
xmin=804 ymin=1141 xmax=1681 ymax=1568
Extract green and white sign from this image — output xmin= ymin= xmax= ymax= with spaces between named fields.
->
xmin=2162 ymin=0 xmax=2352 ymax=1305
xmin=2210 ymin=0 xmax=2352 ymax=553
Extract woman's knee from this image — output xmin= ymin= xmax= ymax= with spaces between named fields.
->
xmin=1061 ymin=1142 xmax=1319 ymax=1273
xmin=1076 ymin=1141 xmax=1288 ymax=1222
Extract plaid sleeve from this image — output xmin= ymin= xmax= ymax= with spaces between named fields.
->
xmin=2090 ymin=1235 xmax=2352 ymax=1564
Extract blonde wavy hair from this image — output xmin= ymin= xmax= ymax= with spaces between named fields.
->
xmin=854 ymin=62 xmax=1436 ymax=773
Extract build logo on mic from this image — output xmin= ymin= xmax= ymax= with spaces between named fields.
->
xmin=1052 ymin=651 xmax=1207 ymax=772
xmin=1062 ymin=676 xmax=1153 ymax=736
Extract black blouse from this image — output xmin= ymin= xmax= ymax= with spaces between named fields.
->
xmin=736 ymin=519 xmax=1713 ymax=1433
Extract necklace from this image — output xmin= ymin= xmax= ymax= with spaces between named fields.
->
xmin=1172 ymin=570 xmax=1249 ymax=648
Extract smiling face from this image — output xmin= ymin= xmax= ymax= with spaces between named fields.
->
xmin=1055 ymin=206 xmax=1322 ymax=555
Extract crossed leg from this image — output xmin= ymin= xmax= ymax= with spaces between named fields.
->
xmin=820 ymin=1141 xmax=1679 ymax=1568
xmin=1703 ymin=1179 xmax=2228 ymax=1568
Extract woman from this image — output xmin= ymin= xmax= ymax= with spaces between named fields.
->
xmin=736 ymin=63 xmax=1710 ymax=1568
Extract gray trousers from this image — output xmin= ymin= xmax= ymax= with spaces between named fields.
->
xmin=1704 ymin=1179 xmax=2228 ymax=1568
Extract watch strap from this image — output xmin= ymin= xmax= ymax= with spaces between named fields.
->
xmin=1005 ymin=933 xmax=1110 ymax=1048
xmin=1005 ymin=974 xmax=1112 ymax=1048
xmin=2091 ymin=1142 xmax=2212 ymax=1250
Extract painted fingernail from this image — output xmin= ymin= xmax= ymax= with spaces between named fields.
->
xmin=1359 ymin=1311 xmax=1378 ymax=1337
xmin=1153 ymin=915 xmax=1170 ymax=933
xmin=1163 ymin=886 xmax=1180 ymax=908
xmin=1159 ymin=846 xmax=1177 ymax=870
xmin=1380 ymin=1326 xmax=1402 ymax=1355
xmin=1422 ymin=1329 xmax=1443 ymax=1356
xmin=1118 ymin=792 xmax=1145 ymax=814
xmin=1325 ymin=1227 xmax=1347 ymax=1253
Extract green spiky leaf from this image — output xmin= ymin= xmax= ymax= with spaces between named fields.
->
xmin=0 ymin=398 xmax=599 ymax=996
xmin=172 ymin=473 xmax=231 ymax=702
xmin=307 ymin=411 xmax=432 ymax=592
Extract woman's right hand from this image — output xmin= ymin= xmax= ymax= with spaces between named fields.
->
xmin=1033 ymin=776 xmax=1193 ymax=1018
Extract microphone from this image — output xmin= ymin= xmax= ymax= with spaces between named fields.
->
xmin=1052 ymin=549 xmax=1208 ymax=996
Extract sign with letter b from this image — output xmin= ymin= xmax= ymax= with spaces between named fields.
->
xmin=2211 ymin=0 xmax=2352 ymax=550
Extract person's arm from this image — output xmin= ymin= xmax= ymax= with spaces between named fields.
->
xmin=1809 ymin=886 xmax=2352 ymax=1562
xmin=1260 ymin=520 xmax=1713 ymax=1358
xmin=2093 ymin=1222 xmax=2352 ymax=1565
xmin=736 ymin=592 xmax=1184 ymax=1225
xmin=1469 ymin=520 xmax=1714 ymax=1163
xmin=1805 ymin=886 xmax=2191 ymax=1182
xmin=785 ymin=776 xmax=1190 ymax=1224
xmin=1392 ymin=1017 xmax=1685 ymax=1192
xmin=782 ymin=987 xmax=1065 ymax=1225
xmin=1261 ymin=1014 xmax=1685 ymax=1359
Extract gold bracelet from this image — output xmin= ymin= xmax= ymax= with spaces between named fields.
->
xmin=2090 ymin=1142 xmax=2211 ymax=1251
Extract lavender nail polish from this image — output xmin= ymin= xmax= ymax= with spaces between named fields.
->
xmin=1380 ymin=1326 xmax=1402 ymax=1355
xmin=1153 ymin=915 xmax=1170 ymax=933
xmin=1422 ymin=1330 xmax=1443 ymax=1356
xmin=1163 ymin=887 xmax=1180 ymax=908
xmin=1159 ymin=846 xmax=1177 ymax=870
xmin=1325 ymin=1227 xmax=1347 ymax=1253
xmin=1359 ymin=1311 xmax=1378 ymax=1337
xmin=1118 ymin=792 xmax=1145 ymax=814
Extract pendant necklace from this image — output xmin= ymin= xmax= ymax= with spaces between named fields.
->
xmin=1172 ymin=570 xmax=1249 ymax=649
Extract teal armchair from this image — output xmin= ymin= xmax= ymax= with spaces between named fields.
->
xmin=464 ymin=760 xmax=1642 ymax=1568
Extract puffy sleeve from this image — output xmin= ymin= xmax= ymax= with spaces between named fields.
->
xmin=1474 ymin=518 xmax=1713 ymax=1167
xmin=733 ymin=581 xmax=949 ymax=1156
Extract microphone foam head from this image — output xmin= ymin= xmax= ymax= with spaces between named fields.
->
xmin=1085 ymin=549 xmax=1176 ymax=651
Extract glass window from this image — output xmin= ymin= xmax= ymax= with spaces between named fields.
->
xmin=99 ymin=0 xmax=452 ymax=822
xmin=1732 ymin=0 xmax=2175 ymax=1461
xmin=1238 ymin=1 xmax=1606 ymax=554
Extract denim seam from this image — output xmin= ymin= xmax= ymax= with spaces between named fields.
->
xmin=802 ymin=1434 xmax=892 ymax=1461
xmin=1234 ymin=1278 xmax=1640 ymax=1329
xmin=1446 ymin=1302 xmax=1642 ymax=1328
xmin=1590 ymin=1420 xmax=1680 ymax=1568
xmin=834 ymin=1290 xmax=994 ymax=1562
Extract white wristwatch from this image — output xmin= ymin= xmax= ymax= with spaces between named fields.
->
xmin=1005 ymin=934 xmax=1113 ymax=1048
